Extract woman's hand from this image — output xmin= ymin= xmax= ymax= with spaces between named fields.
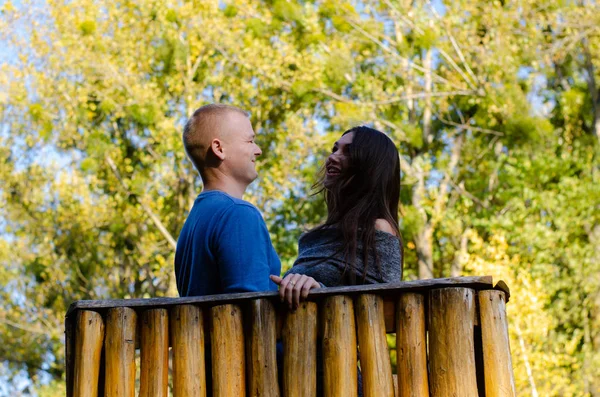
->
xmin=270 ymin=274 xmax=321 ymax=310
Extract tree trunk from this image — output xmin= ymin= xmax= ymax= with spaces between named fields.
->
xmin=582 ymin=40 xmax=600 ymax=143
xmin=594 ymin=101 xmax=600 ymax=143
xmin=413 ymin=161 xmax=434 ymax=279
xmin=413 ymin=49 xmax=435 ymax=280
xmin=451 ymin=229 xmax=469 ymax=277
xmin=416 ymin=224 xmax=434 ymax=279
xmin=423 ymin=49 xmax=433 ymax=147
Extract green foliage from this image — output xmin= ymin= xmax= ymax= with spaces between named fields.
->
xmin=246 ymin=18 xmax=268 ymax=38
xmin=78 ymin=20 xmax=96 ymax=36
xmin=404 ymin=124 xmax=423 ymax=149
xmin=223 ymin=4 xmax=238 ymax=18
xmin=272 ymin=0 xmax=302 ymax=22
xmin=413 ymin=27 xmax=437 ymax=50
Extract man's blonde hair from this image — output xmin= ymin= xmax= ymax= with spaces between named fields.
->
xmin=183 ymin=104 xmax=249 ymax=172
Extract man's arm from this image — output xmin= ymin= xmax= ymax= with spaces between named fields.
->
xmin=214 ymin=204 xmax=278 ymax=293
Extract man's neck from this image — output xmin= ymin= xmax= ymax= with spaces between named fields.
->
xmin=202 ymin=176 xmax=248 ymax=200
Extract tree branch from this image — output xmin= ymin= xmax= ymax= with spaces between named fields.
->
xmin=515 ymin=322 xmax=540 ymax=397
xmin=448 ymin=178 xmax=488 ymax=208
xmin=427 ymin=1 xmax=481 ymax=88
xmin=432 ymin=133 xmax=464 ymax=224
xmin=436 ymin=47 xmax=478 ymax=91
xmin=0 ymin=317 xmax=50 ymax=335
xmin=345 ymin=18 xmax=468 ymax=91
xmin=105 ymin=154 xmax=177 ymax=250
xmin=438 ymin=115 xmax=505 ymax=136
xmin=316 ymin=87 xmax=476 ymax=106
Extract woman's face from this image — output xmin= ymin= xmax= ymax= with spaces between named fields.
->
xmin=324 ymin=132 xmax=354 ymax=189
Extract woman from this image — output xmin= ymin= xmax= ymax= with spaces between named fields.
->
xmin=270 ymin=126 xmax=403 ymax=309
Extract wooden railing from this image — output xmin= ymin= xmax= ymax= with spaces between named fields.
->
xmin=65 ymin=276 xmax=516 ymax=397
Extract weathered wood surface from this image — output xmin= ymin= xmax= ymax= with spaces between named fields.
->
xmin=396 ymin=293 xmax=429 ymax=397
xmin=170 ymin=305 xmax=206 ymax=397
xmin=356 ymin=294 xmax=394 ymax=397
xmin=210 ymin=304 xmax=246 ymax=397
xmin=479 ymin=290 xmax=517 ymax=397
xmin=139 ymin=309 xmax=169 ymax=397
xmin=494 ymin=280 xmax=511 ymax=302
xmin=321 ymin=295 xmax=358 ymax=397
xmin=246 ymin=299 xmax=279 ymax=397
xmin=73 ymin=310 xmax=104 ymax=397
xmin=66 ymin=276 xmax=494 ymax=317
xmin=429 ymin=288 xmax=478 ymax=397
xmin=104 ymin=307 xmax=137 ymax=397
xmin=282 ymin=302 xmax=318 ymax=397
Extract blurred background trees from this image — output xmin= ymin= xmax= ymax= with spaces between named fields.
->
xmin=0 ymin=0 xmax=598 ymax=395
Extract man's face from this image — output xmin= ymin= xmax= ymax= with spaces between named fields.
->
xmin=221 ymin=112 xmax=262 ymax=185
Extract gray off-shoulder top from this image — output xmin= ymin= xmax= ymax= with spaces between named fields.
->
xmin=284 ymin=228 xmax=403 ymax=286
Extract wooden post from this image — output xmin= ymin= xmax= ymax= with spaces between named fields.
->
xmin=210 ymin=304 xmax=246 ymax=397
xmin=66 ymin=317 xmax=75 ymax=397
xmin=246 ymin=299 xmax=279 ymax=397
xmin=282 ymin=302 xmax=318 ymax=397
xmin=429 ymin=288 xmax=478 ymax=397
xmin=104 ymin=307 xmax=137 ymax=397
xmin=479 ymin=290 xmax=517 ymax=397
xmin=396 ymin=293 xmax=429 ymax=397
xmin=73 ymin=310 xmax=104 ymax=397
xmin=170 ymin=305 xmax=207 ymax=397
xmin=139 ymin=309 xmax=169 ymax=397
xmin=321 ymin=295 xmax=358 ymax=397
xmin=355 ymin=294 xmax=394 ymax=397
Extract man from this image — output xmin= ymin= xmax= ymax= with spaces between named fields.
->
xmin=175 ymin=104 xmax=281 ymax=296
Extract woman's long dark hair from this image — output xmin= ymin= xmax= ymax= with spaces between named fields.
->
xmin=310 ymin=126 xmax=403 ymax=284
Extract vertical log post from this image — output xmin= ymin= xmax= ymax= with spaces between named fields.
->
xmin=66 ymin=317 xmax=75 ymax=397
xmin=479 ymin=290 xmax=517 ymax=397
xmin=321 ymin=295 xmax=358 ymax=397
xmin=396 ymin=293 xmax=429 ymax=397
xmin=282 ymin=302 xmax=318 ymax=397
xmin=355 ymin=294 xmax=394 ymax=397
xmin=246 ymin=299 xmax=279 ymax=397
xmin=429 ymin=288 xmax=478 ymax=397
xmin=73 ymin=310 xmax=104 ymax=397
xmin=211 ymin=304 xmax=246 ymax=397
xmin=139 ymin=309 xmax=169 ymax=397
xmin=170 ymin=305 xmax=207 ymax=397
xmin=104 ymin=307 xmax=137 ymax=397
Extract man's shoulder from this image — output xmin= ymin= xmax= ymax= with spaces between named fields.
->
xmin=223 ymin=200 xmax=263 ymax=221
xmin=197 ymin=191 xmax=263 ymax=221
xmin=197 ymin=191 xmax=258 ymax=210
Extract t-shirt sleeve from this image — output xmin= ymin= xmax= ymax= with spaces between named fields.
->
xmin=214 ymin=204 xmax=278 ymax=293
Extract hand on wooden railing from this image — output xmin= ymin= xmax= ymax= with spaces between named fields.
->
xmin=270 ymin=274 xmax=321 ymax=310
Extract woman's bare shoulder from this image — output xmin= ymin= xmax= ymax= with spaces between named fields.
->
xmin=375 ymin=218 xmax=397 ymax=236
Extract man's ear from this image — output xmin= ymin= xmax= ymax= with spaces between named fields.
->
xmin=210 ymin=138 xmax=226 ymax=161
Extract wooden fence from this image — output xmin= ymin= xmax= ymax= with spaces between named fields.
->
xmin=65 ymin=276 xmax=516 ymax=397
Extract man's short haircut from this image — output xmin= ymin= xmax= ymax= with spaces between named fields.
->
xmin=183 ymin=104 xmax=249 ymax=172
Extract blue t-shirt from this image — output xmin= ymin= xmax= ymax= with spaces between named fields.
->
xmin=175 ymin=190 xmax=281 ymax=296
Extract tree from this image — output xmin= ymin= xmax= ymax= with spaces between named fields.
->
xmin=0 ymin=0 xmax=598 ymax=394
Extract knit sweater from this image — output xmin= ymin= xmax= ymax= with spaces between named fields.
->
xmin=285 ymin=228 xmax=403 ymax=286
